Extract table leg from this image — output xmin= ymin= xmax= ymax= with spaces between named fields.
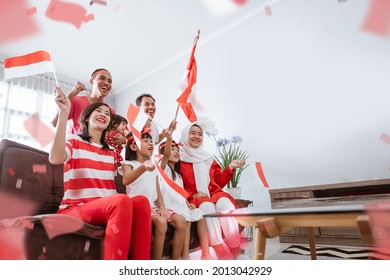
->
xmin=307 ymin=227 xmax=317 ymax=260
xmin=254 ymin=227 xmax=266 ymax=260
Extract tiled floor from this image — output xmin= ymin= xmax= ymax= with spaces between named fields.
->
xmin=189 ymin=227 xmax=291 ymax=260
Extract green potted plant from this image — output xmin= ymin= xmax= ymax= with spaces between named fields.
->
xmin=214 ymin=136 xmax=249 ymax=198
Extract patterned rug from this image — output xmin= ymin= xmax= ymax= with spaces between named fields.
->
xmin=282 ymin=245 xmax=390 ymax=260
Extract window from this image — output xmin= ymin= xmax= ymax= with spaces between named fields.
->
xmin=0 ymin=64 xmax=73 ymax=152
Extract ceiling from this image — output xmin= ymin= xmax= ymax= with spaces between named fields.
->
xmin=0 ymin=0 xmax=274 ymax=94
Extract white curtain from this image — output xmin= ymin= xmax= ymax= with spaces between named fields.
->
xmin=0 ymin=63 xmax=73 ymax=152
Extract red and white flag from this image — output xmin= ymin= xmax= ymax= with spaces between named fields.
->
xmin=154 ymin=155 xmax=190 ymax=199
xmin=126 ymin=103 xmax=150 ymax=149
xmin=176 ymin=32 xmax=199 ymax=123
xmin=4 ymin=50 xmax=56 ymax=81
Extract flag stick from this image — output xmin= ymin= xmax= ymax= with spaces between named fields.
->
xmin=53 ymin=72 xmax=59 ymax=88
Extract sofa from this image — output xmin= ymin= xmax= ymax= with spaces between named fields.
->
xmin=0 ymin=139 xmax=251 ymax=260
xmin=0 ymin=139 xmax=204 ymax=259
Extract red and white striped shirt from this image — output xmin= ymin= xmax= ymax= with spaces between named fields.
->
xmin=58 ymin=134 xmax=117 ymax=211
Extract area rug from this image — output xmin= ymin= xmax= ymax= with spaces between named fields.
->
xmin=281 ymin=245 xmax=378 ymax=260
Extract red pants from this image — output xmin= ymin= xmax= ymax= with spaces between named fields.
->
xmin=59 ymin=194 xmax=151 ymax=260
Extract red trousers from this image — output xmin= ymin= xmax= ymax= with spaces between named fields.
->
xmin=59 ymin=194 xmax=151 ymax=260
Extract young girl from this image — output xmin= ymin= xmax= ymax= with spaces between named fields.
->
xmin=49 ymin=88 xmax=151 ymax=260
xmin=158 ymin=138 xmax=214 ymax=260
xmin=122 ymin=129 xmax=186 ymax=260
xmin=105 ymin=113 xmax=128 ymax=167
xmin=180 ymin=122 xmax=245 ymax=260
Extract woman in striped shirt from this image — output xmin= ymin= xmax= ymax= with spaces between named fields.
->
xmin=49 ymin=87 xmax=151 ymax=260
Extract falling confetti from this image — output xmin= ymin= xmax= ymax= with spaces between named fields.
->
xmin=32 ymin=164 xmax=47 ymax=174
xmin=23 ymin=113 xmax=55 ymax=148
xmin=264 ymin=4 xmax=272 ymax=16
xmin=361 ymin=0 xmax=390 ymax=37
xmin=0 ymin=0 xmax=40 ymax=43
xmin=45 ymin=0 xmax=90 ymax=29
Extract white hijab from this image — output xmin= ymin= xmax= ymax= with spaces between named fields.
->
xmin=180 ymin=118 xmax=218 ymax=195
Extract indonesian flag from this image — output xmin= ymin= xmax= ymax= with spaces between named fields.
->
xmin=126 ymin=103 xmax=149 ymax=149
xmin=3 ymin=50 xmax=56 ymax=80
xmin=176 ymin=32 xmax=199 ymax=123
xmin=154 ymin=154 xmax=190 ymax=199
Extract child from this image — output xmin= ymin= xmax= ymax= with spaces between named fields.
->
xmin=158 ymin=138 xmax=214 ymax=260
xmin=105 ymin=114 xmax=128 ymax=167
xmin=122 ymin=129 xmax=186 ymax=260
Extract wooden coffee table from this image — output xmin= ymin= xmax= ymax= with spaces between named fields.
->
xmin=204 ymin=204 xmax=369 ymax=260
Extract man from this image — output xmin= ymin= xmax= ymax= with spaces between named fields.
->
xmin=51 ymin=68 xmax=125 ymax=144
xmin=135 ymin=93 xmax=176 ymax=144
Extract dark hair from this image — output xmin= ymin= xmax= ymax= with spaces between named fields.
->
xmin=91 ymin=68 xmax=109 ymax=78
xmin=135 ymin=93 xmax=155 ymax=107
xmin=109 ymin=114 xmax=128 ymax=132
xmin=78 ymin=102 xmax=111 ymax=150
xmin=158 ymin=141 xmax=181 ymax=181
xmin=125 ymin=130 xmax=153 ymax=161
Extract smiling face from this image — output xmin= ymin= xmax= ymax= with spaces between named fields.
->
xmin=116 ymin=120 xmax=127 ymax=134
xmin=87 ymin=104 xmax=111 ymax=131
xmin=169 ymin=146 xmax=180 ymax=163
xmin=140 ymin=96 xmax=156 ymax=118
xmin=139 ymin=134 xmax=154 ymax=157
xmin=90 ymin=70 xmax=112 ymax=98
xmin=188 ymin=125 xmax=203 ymax=148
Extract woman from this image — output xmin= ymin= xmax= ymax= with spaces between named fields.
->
xmin=49 ymin=87 xmax=151 ymax=260
xmin=179 ymin=121 xmax=245 ymax=259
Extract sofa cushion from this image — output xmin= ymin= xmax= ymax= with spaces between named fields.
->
xmin=0 ymin=139 xmax=64 ymax=215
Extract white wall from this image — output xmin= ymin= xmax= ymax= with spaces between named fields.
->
xmin=114 ymin=0 xmax=390 ymax=208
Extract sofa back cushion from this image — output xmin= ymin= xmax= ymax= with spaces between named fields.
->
xmin=0 ymin=139 xmax=64 ymax=215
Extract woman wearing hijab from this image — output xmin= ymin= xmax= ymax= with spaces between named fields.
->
xmin=179 ymin=120 xmax=245 ymax=259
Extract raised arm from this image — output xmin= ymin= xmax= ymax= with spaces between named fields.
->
xmin=49 ymin=87 xmax=71 ymax=165
xmin=158 ymin=131 xmax=172 ymax=170
xmin=51 ymin=81 xmax=86 ymax=127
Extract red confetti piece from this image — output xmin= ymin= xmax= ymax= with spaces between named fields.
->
xmin=264 ymin=5 xmax=272 ymax=16
xmin=83 ymin=13 xmax=95 ymax=23
xmin=361 ymin=0 xmax=390 ymax=37
xmin=23 ymin=113 xmax=55 ymax=148
xmin=15 ymin=178 xmax=22 ymax=189
xmin=7 ymin=167 xmax=15 ymax=177
xmin=32 ymin=164 xmax=47 ymax=174
xmin=25 ymin=6 xmax=37 ymax=16
xmin=380 ymin=133 xmax=390 ymax=145
xmin=45 ymin=0 xmax=88 ymax=29
xmin=0 ymin=0 xmax=40 ymax=44
xmin=111 ymin=223 xmax=119 ymax=234
xmin=232 ymin=0 xmax=248 ymax=5
xmin=365 ymin=201 xmax=390 ymax=258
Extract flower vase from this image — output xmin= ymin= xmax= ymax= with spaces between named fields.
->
xmin=224 ymin=187 xmax=242 ymax=199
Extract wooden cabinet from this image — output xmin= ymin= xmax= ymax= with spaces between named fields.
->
xmin=269 ymin=179 xmax=390 ymax=246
